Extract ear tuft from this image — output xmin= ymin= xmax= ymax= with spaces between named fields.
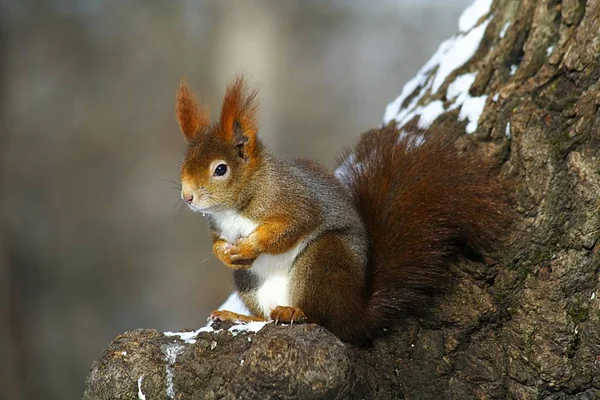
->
xmin=219 ymin=75 xmax=259 ymax=157
xmin=176 ymin=79 xmax=210 ymax=141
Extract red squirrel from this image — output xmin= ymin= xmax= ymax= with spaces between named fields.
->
xmin=175 ymin=76 xmax=507 ymax=345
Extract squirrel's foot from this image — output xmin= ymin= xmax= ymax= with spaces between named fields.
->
xmin=209 ymin=310 xmax=266 ymax=324
xmin=270 ymin=306 xmax=306 ymax=324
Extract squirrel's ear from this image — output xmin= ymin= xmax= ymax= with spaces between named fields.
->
xmin=219 ymin=75 xmax=259 ymax=159
xmin=176 ymin=79 xmax=210 ymax=141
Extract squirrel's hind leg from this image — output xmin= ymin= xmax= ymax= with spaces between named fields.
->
xmin=290 ymin=232 xmax=370 ymax=344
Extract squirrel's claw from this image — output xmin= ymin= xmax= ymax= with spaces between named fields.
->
xmin=270 ymin=306 xmax=306 ymax=325
xmin=226 ymin=239 xmax=260 ymax=266
xmin=213 ymin=239 xmax=255 ymax=269
xmin=209 ymin=309 xmax=266 ymax=324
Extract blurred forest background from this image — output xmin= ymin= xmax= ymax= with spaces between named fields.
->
xmin=0 ymin=0 xmax=470 ymax=398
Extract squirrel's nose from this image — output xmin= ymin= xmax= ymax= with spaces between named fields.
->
xmin=182 ymin=191 xmax=194 ymax=204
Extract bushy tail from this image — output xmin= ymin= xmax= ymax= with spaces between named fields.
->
xmin=336 ymin=126 xmax=509 ymax=333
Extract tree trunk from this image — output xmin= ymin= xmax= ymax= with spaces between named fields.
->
xmin=83 ymin=0 xmax=600 ymax=398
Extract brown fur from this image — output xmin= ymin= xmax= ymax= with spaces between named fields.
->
xmin=175 ymin=76 xmax=509 ymax=346
xmin=290 ymin=231 xmax=371 ymax=344
xmin=337 ymin=126 xmax=509 ymax=336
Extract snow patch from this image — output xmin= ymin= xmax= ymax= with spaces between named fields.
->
xmin=383 ymin=77 xmax=420 ymax=124
xmin=505 ymin=122 xmax=511 ymax=138
xmin=383 ymin=63 xmax=435 ymax=125
xmin=510 ymin=65 xmax=518 ymax=75
xmin=546 ymin=45 xmax=555 ymax=57
xmin=416 ymin=100 xmax=445 ymax=129
xmin=228 ymin=321 xmax=270 ymax=336
xmin=393 ymin=80 xmax=433 ymax=126
xmin=459 ymin=0 xmax=493 ymax=32
xmin=499 ymin=22 xmax=510 ymax=38
xmin=447 ymin=72 xmax=477 ymax=104
xmin=492 ymin=93 xmax=499 ymax=102
xmin=383 ymin=31 xmax=470 ymax=126
xmin=382 ymin=1 xmax=493 ymax=134
xmin=219 ymin=292 xmax=251 ymax=314
xmin=591 ymin=292 xmax=596 ymax=300
xmin=163 ymin=343 xmax=184 ymax=399
xmin=459 ymin=95 xmax=488 ymax=133
xmin=447 ymin=73 xmax=487 ymax=133
xmin=137 ymin=376 xmax=146 ymax=400
xmin=383 ymin=13 xmax=490 ymax=130
xmin=164 ymin=325 xmax=216 ymax=345
xmin=432 ymin=18 xmax=490 ymax=93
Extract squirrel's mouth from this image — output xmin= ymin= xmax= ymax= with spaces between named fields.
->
xmin=186 ymin=200 xmax=225 ymax=217
xmin=182 ymin=193 xmax=214 ymax=213
xmin=186 ymin=201 xmax=211 ymax=213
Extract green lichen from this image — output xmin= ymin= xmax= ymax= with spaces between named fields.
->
xmin=493 ymin=291 xmax=513 ymax=314
xmin=567 ymin=303 xmax=589 ymax=324
xmin=548 ymin=129 xmax=571 ymax=152
xmin=530 ymin=247 xmax=555 ymax=265
xmin=512 ymin=246 xmax=555 ymax=280
xmin=517 ymin=264 xmax=533 ymax=280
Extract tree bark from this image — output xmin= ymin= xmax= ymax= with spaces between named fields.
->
xmin=84 ymin=0 xmax=600 ymax=398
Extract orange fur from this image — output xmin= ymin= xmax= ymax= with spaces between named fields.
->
xmin=176 ymin=79 xmax=210 ymax=141
xmin=212 ymin=238 xmax=253 ymax=270
xmin=250 ymin=216 xmax=304 ymax=253
xmin=217 ymin=216 xmax=306 ymax=268
xmin=210 ymin=310 xmax=265 ymax=323
xmin=219 ymin=75 xmax=259 ymax=157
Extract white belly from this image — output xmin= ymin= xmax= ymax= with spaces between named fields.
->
xmin=210 ymin=210 xmax=258 ymax=243
xmin=252 ymin=241 xmax=306 ymax=317
xmin=208 ymin=209 xmax=306 ymax=317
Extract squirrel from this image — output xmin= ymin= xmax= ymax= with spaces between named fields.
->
xmin=175 ymin=75 xmax=508 ymax=345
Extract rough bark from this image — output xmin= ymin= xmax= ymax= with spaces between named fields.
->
xmin=84 ymin=0 xmax=600 ymax=398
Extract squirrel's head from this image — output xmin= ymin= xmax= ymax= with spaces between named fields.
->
xmin=176 ymin=76 xmax=260 ymax=213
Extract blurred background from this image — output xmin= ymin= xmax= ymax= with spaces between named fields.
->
xmin=0 ymin=0 xmax=470 ymax=398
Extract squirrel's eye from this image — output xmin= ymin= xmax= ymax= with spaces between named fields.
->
xmin=214 ymin=164 xmax=228 ymax=177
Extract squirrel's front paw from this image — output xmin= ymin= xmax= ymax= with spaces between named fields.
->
xmin=227 ymin=237 xmax=260 ymax=265
xmin=213 ymin=240 xmax=253 ymax=270
xmin=213 ymin=240 xmax=258 ymax=269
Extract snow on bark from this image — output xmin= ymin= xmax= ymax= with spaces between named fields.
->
xmin=383 ymin=0 xmax=494 ymax=133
